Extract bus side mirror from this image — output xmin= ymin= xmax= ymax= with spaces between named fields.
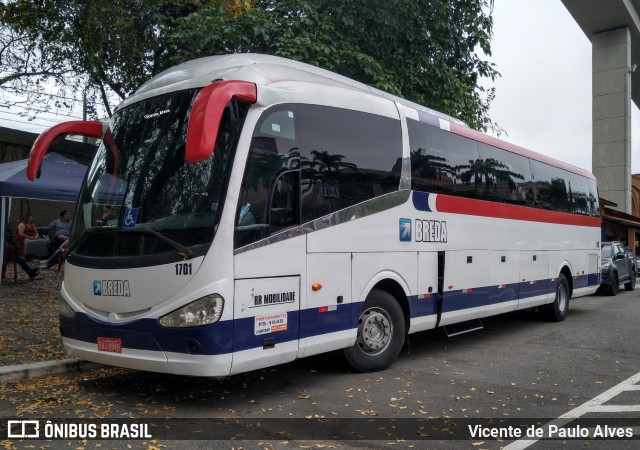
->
xmin=185 ymin=80 xmax=257 ymax=164
xmin=27 ymin=121 xmax=104 ymax=180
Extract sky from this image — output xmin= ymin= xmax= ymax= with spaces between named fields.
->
xmin=1 ymin=0 xmax=638 ymax=174
xmin=486 ymin=0 xmax=640 ymax=173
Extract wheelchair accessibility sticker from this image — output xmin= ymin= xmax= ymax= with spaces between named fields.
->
xmin=123 ymin=208 xmax=139 ymax=228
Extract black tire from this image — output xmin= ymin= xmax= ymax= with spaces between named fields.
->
xmin=343 ymin=289 xmax=406 ymax=372
xmin=542 ymin=274 xmax=570 ymax=322
xmin=607 ymin=272 xmax=619 ymax=296
xmin=624 ymin=271 xmax=636 ymax=291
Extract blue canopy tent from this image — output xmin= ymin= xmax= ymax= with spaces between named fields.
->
xmin=0 ymin=153 xmax=87 ymax=282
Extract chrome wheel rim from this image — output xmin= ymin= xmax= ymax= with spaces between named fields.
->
xmin=356 ymin=307 xmax=393 ymax=355
xmin=557 ymin=282 xmax=568 ymax=311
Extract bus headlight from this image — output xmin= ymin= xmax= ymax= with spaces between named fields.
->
xmin=59 ymin=294 xmax=76 ymax=318
xmin=159 ymin=295 xmax=224 ymax=328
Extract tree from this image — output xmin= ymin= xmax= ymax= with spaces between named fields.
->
xmin=0 ymin=0 xmax=210 ymax=116
xmin=1 ymin=0 xmax=498 ymax=129
xmin=0 ymin=19 xmax=78 ymax=119
xmin=172 ymin=0 xmax=499 ymax=130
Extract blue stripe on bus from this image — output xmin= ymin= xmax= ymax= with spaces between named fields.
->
xmin=408 ymin=294 xmax=438 ymax=317
xmin=60 ymin=314 xmax=235 ymax=355
xmin=573 ymin=274 xmax=590 ymax=290
xmin=60 ymin=274 xmax=600 ymax=356
xmin=518 ymin=279 xmax=552 ymax=300
xmin=412 ymin=191 xmax=432 ymax=212
xmin=442 ymin=281 xmax=546 ymax=313
xmin=299 ymin=303 xmax=354 ymax=338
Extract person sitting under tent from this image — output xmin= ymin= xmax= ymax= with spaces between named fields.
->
xmin=2 ymin=233 xmax=39 ymax=279
xmin=15 ymin=213 xmax=39 ymax=257
xmin=41 ymin=209 xmax=72 ymax=248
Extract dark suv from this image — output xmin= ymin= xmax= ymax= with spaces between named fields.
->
xmin=600 ymin=241 xmax=636 ymax=296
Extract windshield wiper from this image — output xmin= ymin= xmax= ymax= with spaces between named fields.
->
xmin=131 ymin=228 xmax=194 ymax=260
xmin=75 ymin=227 xmax=193 ymax=260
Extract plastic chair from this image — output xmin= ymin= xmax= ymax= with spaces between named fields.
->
xmin=2 ymin=245 xmax=18 ymax=282
xmin=14 ymin=228 xmax=26 ymax=258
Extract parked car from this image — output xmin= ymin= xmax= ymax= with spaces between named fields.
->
xmin=630 ymin=251 xmax=640 ymax=275
xmin=599 ymin=241 xmax=636 ymax=295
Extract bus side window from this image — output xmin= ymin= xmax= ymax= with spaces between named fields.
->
xmin=408 ymin=119 xmax=482 ymax=199
xmin=235 ymin=106 xmax=300 ymax=249
xmin=297 ymin=105 xmax=402 ymax=222
xmin=586 ymin=178 xmax=600 ymax=217
xmin=477 ymin=142 xmax=534 ymax=206
xmin=530 ymin=159 xmax=570 ymax=212
xmin=565 ymin=171 xmax=592 ymax=216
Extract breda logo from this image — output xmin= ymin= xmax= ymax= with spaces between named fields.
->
xmin=93 ymin=280 xmax=131 ymax=297
xmin=399 ymin=218 xmax=447 ymax=243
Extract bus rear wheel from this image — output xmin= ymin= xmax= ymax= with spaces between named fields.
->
xmin=542 ymin=273 xmax=570 ymax=322
xmin=343 ymin=289 xmax=405 ymax=372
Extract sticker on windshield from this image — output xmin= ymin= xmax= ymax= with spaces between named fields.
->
xmin=123 ymin=208 xmax=139 ymax=228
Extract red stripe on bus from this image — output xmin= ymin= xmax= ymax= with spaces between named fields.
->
xmin=435 ymin=195 xmax=601 ymax=228
xmin=449 ymin=123 xmax=596 ymax=180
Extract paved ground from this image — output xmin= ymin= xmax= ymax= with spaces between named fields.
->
xmin=0 ymin=263 xmax=66 ymax=367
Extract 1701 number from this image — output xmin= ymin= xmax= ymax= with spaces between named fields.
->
xmin=175 ymin=263 xmax=193 ymax=276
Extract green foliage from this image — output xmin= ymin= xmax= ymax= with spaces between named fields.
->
xmin=170 ymin=0 xmax=499 ymax=130
xmin=1 ymin=0 xmax=207 ymax=115
xmin=1 ymin=0 xmax=498 ymax=129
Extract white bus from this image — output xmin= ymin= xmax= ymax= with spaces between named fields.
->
xmin=28 ymin=54 xmax=601 ymax=376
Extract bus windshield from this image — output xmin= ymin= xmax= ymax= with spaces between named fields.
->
xmin=69 ymin=88 xmax=247 ymax=268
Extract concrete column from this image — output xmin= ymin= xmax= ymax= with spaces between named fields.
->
xmin=592 ymin=27 xmax=632 ymax=213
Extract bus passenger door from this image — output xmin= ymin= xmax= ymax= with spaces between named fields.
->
xmin=301 ymin=253 xmax=352 ymax=357
xmin=232 ymin=236 xmax=305 ymax=375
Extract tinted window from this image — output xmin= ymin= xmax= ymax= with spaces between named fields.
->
xmin=298 ymin=105 xmax=402 ymax=222
xmin=565 ymin=171 xmax=594 ymax=216
xmin=587 ymin=178 xmax=600 ymax=217
xmin=530 ymin=159 xmax=570 ymax=212
xmin=408 ymin=119 xmax=482 ymax=198
xmin=477 ymin=143 xmax=534 ymax=206
xmin=235 ymin=106 xmax=300 ymax=248
xmin=408 ymin=120 xmax=600 ymax=216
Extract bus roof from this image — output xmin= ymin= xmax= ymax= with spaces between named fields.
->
xmin=119 ymin=53 xmax=595 ymax=180
xmin=118 ymin=53 xmax=463 ymax=126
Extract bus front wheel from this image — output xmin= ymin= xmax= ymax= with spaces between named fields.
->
xmin=344 ymin=289 xmax=406 ymax=372
xmin=542 ymin=273 xmax=570 ymax=322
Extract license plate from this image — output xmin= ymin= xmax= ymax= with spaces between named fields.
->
xmin=97 ymin=337 xmax=122 ymax=353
